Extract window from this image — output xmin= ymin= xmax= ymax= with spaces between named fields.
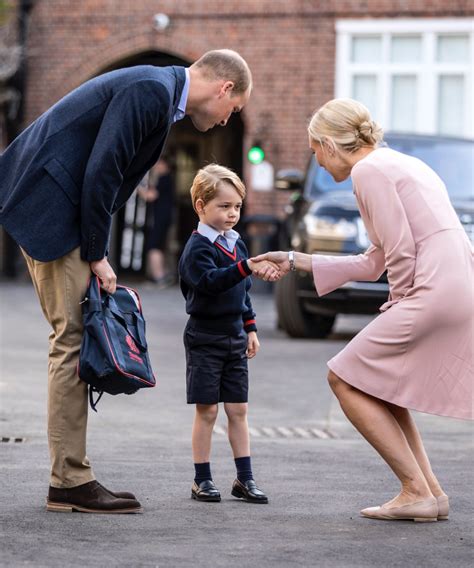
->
xmin=336 ymin=19 xmax=473 ymax=138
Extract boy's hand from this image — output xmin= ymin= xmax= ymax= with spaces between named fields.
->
xmin=251 ymin=252 xmax=291 ymax=277
xmin=247 ymin=259 xmax=281 ymax=282
xmin=246 ymin=331 xmax=260 ymax=359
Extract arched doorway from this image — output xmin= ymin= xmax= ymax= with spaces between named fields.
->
xmin=98 ymin=50 xmax=244 ymax=277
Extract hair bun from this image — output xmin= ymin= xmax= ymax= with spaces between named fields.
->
xmin=308 ymin=98 xmax=384 ymax=152
xmin=359 ymin=120 xmax=373 ymax=135
xmin=358 ymin=119 xmax=383 ymax=145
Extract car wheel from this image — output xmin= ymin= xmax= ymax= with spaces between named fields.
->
xmin=275 ymin=271 xmax=335 ymax=338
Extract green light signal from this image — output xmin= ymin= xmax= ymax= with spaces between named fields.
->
xmin=248 ymin=145 xmax=265 ymax=165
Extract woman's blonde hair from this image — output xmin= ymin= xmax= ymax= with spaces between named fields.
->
xmin=308 ymin=98 xmax=384 ymax=153
xmin=190 ymin=164 xmax=246 ymax=212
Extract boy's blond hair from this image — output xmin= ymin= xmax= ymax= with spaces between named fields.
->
xmin=190 ymin=164 xmax=246 ymax=213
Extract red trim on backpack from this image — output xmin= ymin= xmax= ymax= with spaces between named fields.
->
xmin=126 ymin=334 xmax=140 ymax=354
xmin=102 ymin=323 xmax=155 ymax=386
xmin=128 ymin=351 xmax=144 ymax=365
xmin=115 ymin=283 xmax=142 ymax=313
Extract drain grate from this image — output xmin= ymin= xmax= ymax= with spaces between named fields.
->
xmin=1 ymin=437 xmax=27 ymax=443
xmin=213 ymin=425 xmax=337 ymax=440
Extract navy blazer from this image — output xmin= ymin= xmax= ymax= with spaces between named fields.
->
xmin=0 ymin=65 xmax=186 ymax=262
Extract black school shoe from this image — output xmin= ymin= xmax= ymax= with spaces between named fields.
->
xmin=231 ymin=479 xmax=268 ymax=504
xmin=191 ymin=480 xmax=221 ymax=502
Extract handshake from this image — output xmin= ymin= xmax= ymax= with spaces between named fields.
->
xmin=246 ymin=251 xmax=292 ymax=282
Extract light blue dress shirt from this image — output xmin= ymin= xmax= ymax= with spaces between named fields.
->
xmin=173 ymin=67 xmax=190 ymax=123
xmin=197 ymin=222 xmax=240 ymax=253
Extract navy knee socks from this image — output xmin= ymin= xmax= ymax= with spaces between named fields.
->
xmin=194 ymin=457 xmax=254 ymax=484
xmin=194 ymin=462 xmax=212 ymax=484
xmin=235 ymin=456 xmax=253 ymax=483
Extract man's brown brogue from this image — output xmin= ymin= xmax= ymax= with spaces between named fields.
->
xmin=47 ymin=480 xmax=142 ymax=513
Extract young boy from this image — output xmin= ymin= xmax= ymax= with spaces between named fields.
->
xmin=179 ymin=164 xmax=279 ymax=504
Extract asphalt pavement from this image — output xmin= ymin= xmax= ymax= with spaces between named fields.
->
xmin=0 ymin=281 xmax=473 ymax=568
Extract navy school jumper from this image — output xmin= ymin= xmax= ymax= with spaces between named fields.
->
xmin=178 ymin=232 xmax=257 ymax=336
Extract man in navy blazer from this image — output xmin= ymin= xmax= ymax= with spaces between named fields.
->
xmin=0 ymin=49 xmax=252 ymax=514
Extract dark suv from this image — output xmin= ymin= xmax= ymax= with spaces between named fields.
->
xmin=275 ymin=133 xmax=474 ymax=338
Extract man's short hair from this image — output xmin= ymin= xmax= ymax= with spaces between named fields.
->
xmin=192 ymin=49 xmax=252 ymax=94
xmin=190 ymin=164 xmax=246 ymax=212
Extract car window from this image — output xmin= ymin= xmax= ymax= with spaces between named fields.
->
xmin=305 ymin=160 xmax=353 ymax=197
xmin=306 ymin=137 xmax=474 ymax=201
xmin=386 ymin=139 xmax=473 ymax=201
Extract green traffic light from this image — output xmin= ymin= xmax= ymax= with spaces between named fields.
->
xmin=248 ymin=146 xmax=265 ymax=165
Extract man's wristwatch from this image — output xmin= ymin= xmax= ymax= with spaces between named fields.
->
xmin=288 ymin=250 xmax=296 ymax=271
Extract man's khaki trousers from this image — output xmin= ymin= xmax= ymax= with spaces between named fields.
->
xmin=22 ymin=246 xmax=95 ymax=488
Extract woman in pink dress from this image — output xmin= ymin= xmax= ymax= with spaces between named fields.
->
xmin=254 ymin=98 xmax=473 ymax=522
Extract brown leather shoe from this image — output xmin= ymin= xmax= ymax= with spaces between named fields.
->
xmin=47 ymin=480 xmax=142 ymax=514
xmin=96 ymin=481 xmax=136 ymax=501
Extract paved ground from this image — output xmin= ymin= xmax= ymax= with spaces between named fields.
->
xmin=0 ymin=281 xmax=473 ymax=567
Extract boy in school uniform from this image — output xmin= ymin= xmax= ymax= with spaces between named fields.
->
xmin=178 ymin=164 xmax=279 ymax=503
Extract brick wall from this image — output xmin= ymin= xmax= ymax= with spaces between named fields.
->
xmin=23 ymin=0 xmax=473 ymax=215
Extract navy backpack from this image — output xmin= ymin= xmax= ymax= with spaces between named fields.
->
xmin=78 ymin=276 xmax=156 ymax=410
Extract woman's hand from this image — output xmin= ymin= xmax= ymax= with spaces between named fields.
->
xmin=247 ymin=259 xmax=281 ymax=281
xmin=246 ymin=331 xmax=260 ymax=359
xmin=251 ymin=251 xmax=314 ymax=275
xmin=250 ymin=251 xmax=291 ymax=278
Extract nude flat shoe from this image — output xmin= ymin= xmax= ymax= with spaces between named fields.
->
xmin=436 ymin=495 xmax=449 ymax=520
xmin=360 ymin=497 xmax=438 ymax=522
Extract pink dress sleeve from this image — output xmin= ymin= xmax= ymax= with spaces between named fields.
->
xmin=312 ymin=245 xmax=385 ymax=296
xmin=312 ymin=160 xmax=417 ymax=311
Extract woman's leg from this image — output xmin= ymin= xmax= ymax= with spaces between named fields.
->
xmin=224 ymin=403 xmax=250 ymax=458
xmin=192 ymin=404 xmax=218 ymax=463
xmin=386 ymin=402 xmax=447 ymax=498
xmin=328 ymin=370 xmax=433 ymax=506
xmin=147 ymin=249 xmax=166 ymax=280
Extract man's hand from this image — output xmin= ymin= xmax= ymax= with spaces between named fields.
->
xmin=250 ymin=252 xmax=291 ymax=279
xmin=137 ymin=187 xmax=159 ymax=202
xmin=247 ymin=259 xmax=281 ymax=282
xmin=90 ymin=258 xmax=117 ymax=294
xmin=246 ymin=331 xmax=260 ymax=359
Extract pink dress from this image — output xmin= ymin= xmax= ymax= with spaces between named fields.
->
xmin=312 ymin=148 xmax=473 ymax=420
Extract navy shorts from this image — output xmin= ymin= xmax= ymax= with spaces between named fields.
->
xmin=183 ymin=324 xmax=249 ymax=404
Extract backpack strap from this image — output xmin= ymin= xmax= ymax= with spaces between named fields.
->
xmin=106 ymin=296 xmax=147 ymax=351
xmin=89 ymin=387 xmax=104 ymax=412
xmin=81 ymin=299 xmax=102 ymax=314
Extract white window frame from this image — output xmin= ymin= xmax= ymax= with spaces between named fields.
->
xmin=335 ymin=18 xmax=474 ymax=138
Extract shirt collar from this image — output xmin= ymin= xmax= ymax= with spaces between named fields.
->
xmin=173 ymin=67 xmax=190 ymax=123
xmin=197 ymin=222 xmax=240 ymax=251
